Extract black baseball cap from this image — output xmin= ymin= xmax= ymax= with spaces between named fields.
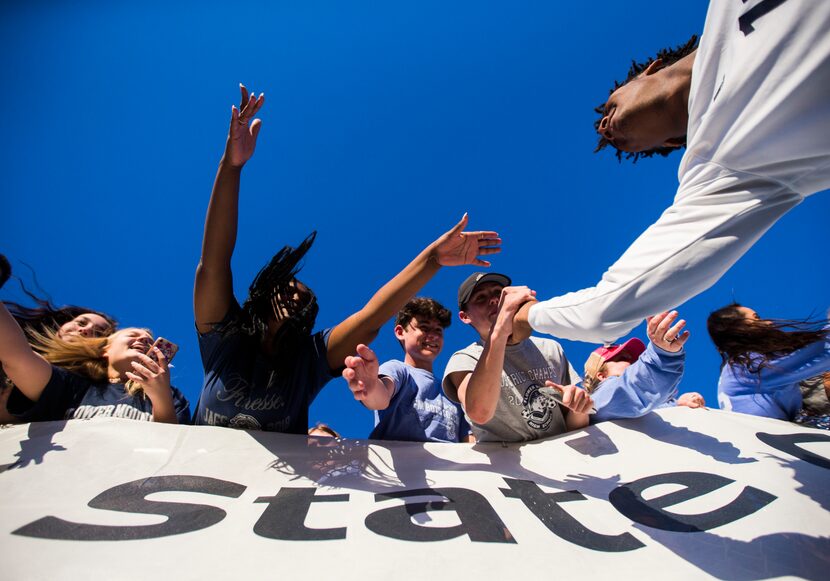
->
xmin=457 ymin=272 xmax=511 ymax=309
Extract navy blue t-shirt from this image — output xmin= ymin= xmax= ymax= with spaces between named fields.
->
xmin=194 ymin=300 xmax=336 ymax=433
xmin=7 ymin=366 xmax=191 ymax=424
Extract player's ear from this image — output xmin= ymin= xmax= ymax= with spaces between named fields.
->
xmin=643 ymin=58 xmax=664 ymax=76
xmin=662 ymin=136 xmax=686 ymax=148
xmin=458 ymin=310 xmax=472 ymax=325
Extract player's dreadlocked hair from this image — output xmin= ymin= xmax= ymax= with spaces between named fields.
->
xmin=594 ymin=35 xmax=698 ymax=163
xmin=237 ymin=231 xmax=319 ymax=341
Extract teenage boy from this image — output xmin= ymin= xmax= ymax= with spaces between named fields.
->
xmin=442 ymin=273 xmax=593 ymax=443
xmin=582 ymin=310 xmax=702 ymax=423
xmin=343 ymin=298 xmax=473 ymax=443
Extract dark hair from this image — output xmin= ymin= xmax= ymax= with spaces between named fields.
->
xmin=308 ymin=423 xmax=341 ymax=438
xmin=594 ymin=35 xmax=698 ymax=163
xmin=4 ymin=301 xmax=116 ymax=342
xmin=707 ymin=303 xmax=829 ymax=373
xmin=395 ymin=297 xmax=452 ymax=330
xmin=240 ymin=232 xmax=318 ymax=339
xmin=1 ymin=261 xmax=117 ymax=340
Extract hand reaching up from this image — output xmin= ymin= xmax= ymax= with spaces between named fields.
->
xmin=225 ymin=83 xmax=265 ymax=168
xmin=433 ymin=214 xmax=502 ymax=267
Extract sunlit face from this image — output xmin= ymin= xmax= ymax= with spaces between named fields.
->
xmin=58 ymin=313 xmax=112 ymax=339
xmin=459 ymin=282 xmax=504 ymax=336
xmin=104 ymin=328 xmax=153 ymax=369
xmin=735 ymin=306 xmax=761 ymax=322
xmin=395 ymin=316 xmax=445 ymax=366
xmin=596 ymin=61 xmax=685 ymax=153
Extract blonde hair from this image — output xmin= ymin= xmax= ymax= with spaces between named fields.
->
xmin=582 ymin=352 xmax=608 ymax=394
xmin=30 ymin=328 xmax=109 ymax=382
xmin=29 ymin=328 xmax=152 ymax=396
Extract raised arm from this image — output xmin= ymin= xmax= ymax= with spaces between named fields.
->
xmin=455 ymin=286 xmax=534 ymax=424
xmin=194 ymin=84 xmax=264 ymax=333
xmin=0 ymin=303 xmax=52 ymax=401
xmin=325 ymin=214 xmax=501 ymax=368
xmin=518 ymin=182 xmax=803 ymax=344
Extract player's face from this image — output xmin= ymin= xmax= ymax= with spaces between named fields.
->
xmin=459 ymin=282 xmax=504 ymax=336
xmin=596 ymin=63 xmax=683 ymax=153
xmin=396 ymin=316 xmax=444 ymax=365
xmin=58 ymin=313 xmax=112 ymax=339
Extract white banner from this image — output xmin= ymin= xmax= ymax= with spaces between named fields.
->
xmin=0 ymin=407 xmax=828 ymax=580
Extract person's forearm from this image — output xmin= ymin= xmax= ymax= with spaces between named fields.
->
xmin=0 ymin=304 xmax=51 ymax=401
xmin=463 ymin=330 xmax=509 ymax=424
xmin=328 ymin=242 xmax=442 ymax=365
xmin=199 ymin=157 xmax=241 ymax=270
xmin=148 ymin=390 xmax=178 ymax=424
xmin=359 ymin=376 xmax=394 ymax=411
xmin=565 ymin=410 xmax=589 ymax=431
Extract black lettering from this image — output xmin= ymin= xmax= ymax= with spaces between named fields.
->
xmin=13 ymin=475 xmax=245 ymax=541
xmin=609 ymin=471 xmax=776 ymax=532
xmin=756 ymin=431 xmax=830 ymax=470
xmin=739 ymin=0 xmax=788 ymax=35
xmin=253 ymin=487 xmax=349 ymax=541
xmin=501 ymin=478 xmax=644 ymax=552
xmin=365 ymin=488 xmax=514 ymax=543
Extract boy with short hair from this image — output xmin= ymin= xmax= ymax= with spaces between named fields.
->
xmin=343 ymin=298 xmax=472 ymax=443
xmin=443 ymin=273 xmax=593 ymax=443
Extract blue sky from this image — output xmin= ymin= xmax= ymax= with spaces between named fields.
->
xmin=2 ymin=1 xmax=828 ymax=438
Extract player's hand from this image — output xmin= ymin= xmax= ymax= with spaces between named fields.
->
xmin=494 ymin=286 xmax=536 ymax=340
xmin=647 ymin=310 xmax=690 ymax=353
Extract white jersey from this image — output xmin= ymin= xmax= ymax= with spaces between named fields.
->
xmin=529 ymin=0 xmax=830 ymax=343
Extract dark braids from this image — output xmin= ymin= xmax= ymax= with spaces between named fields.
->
xmin=594 ymin=35 xmax=699 ymax=163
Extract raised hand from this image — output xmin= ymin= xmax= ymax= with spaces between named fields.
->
xmin=225 ymin=83 xmax=265 ymax=168
xmin=495 ymin=286 xmax=536 ymax=341
xmin=433 ymin=213 xmax=502 ymax=267
xmin=342 ymin=344 xmax=382 ymax=402
xmin=647 ymin=310 xmax=690 ymax=353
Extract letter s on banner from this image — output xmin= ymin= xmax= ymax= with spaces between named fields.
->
xmin=13 ymin=475 xmax=246 ymax=541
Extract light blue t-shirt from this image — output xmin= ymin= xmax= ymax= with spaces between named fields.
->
xmin=371 ymin=360 xmax=470 ymax=442
xmin=591 ymin=342 xmax=684 ymax=424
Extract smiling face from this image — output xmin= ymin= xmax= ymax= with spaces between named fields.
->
xmin=395 ymin=316 xmax=445 ymax=371
xmin=103 ymin=328 xmax=153 ymax=380
xmin=459 ymin=282 xmax=504 ymax=338
xmin=58 ymin=313 xmax=113 ymax=339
